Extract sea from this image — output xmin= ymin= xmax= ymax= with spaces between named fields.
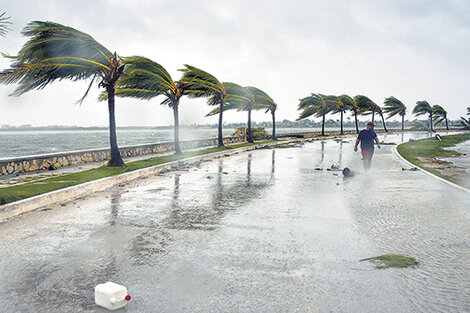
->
xmin=0 ymin=127 xmax=343 ymax=159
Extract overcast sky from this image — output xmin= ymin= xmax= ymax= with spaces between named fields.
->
xmin=0 ymin=0 xmax=469 ymax=127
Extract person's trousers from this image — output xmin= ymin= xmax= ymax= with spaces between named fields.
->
xmin=361 ymin=149 xmax=374 ymax=160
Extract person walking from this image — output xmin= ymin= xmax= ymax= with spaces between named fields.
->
xmin=354 ymin=122 xmax=381 ymax=170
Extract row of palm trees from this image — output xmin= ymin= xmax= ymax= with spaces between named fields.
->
xmin=297 ymin=94 xmax=449 ymax=135
xmin=0 ymin=21 xmax=277 ymax=166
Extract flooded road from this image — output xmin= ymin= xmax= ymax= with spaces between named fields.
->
xmin=0 ymin=132 xmax=469 ymax=312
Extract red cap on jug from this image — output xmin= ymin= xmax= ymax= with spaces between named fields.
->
xmin=125 ymin=295 xmax=131 ymax=301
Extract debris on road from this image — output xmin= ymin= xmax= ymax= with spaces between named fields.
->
xmin=342 ymin=167 xmax=354 ymax=177
xmin=95 ymin=282 xmax=131 ymax=311
xmin=359 ymin=254 xmax=420 ymax=269
xmin=402 ymin=167 xmax=418 ymax=171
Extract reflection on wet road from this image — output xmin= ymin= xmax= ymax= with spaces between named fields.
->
xmin=0 ymin=132 xmax=469 ymax=312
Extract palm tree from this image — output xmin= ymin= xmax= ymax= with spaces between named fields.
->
xmin=246 ymin=87 xmax=277 ymax=140
xmin=0 ymin=12 xmax=11 ymax=37
xmin=339 ymin=95 xmax=359 ymax=134
xmin=356 ymin=95 xmax=387 ymax=131
xmin=355 ymin=95 xmax=377 ymax=124
xmin=330 ymin=96 xmax=347 ymax=135
xmin=179 ymin=65 xmax=235 ymax=147
xmin=207 ymin=85 xmax=269 ymax=143
xmin=383 ymin=96 xmax=407 ymax=131
xmin=100 ymin=56 xmax=185 ymax=154
xmin=297 ymin=94 xmax=335 ymax=135
xmin=375 ymin=105 xmax=388 ymax=132
xmin=432 ymin=105 xmax=449 ymax=130
xmin=0 ymin=21 xmax=126 ymax=165
xmin=413 ymin=100 xmax=434 ymax=131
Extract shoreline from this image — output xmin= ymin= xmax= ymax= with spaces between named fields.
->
xmin=396 ymin=133 xmax=470 ymax=190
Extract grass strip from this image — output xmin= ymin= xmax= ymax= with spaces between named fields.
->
xmin=0 ymin=141 xmax=273 ymax=205
xmin=397 ymin=133 xmax=470 ymax=185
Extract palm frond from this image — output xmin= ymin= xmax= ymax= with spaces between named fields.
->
xmin=0 ymin=21 xmax=118 ymax=98
xmin=413 ymin=100 xmax=432 ymax=116
xmin=383 ymin=96 xmax=406 ymax=119
xmin=326 ymin=95 xmax=346 ymax=114
xmin=118 ymin=56 xmax=174 ymax=93
xmin=297 ymin=93 xmax=332 ymax=120
xmin=0 ymin=12 xmax=12 ymax=37
xmin=109 ymin=56 xmax=181 ymax=107
xmin=246 ymin=86 xmax=276 ymax=111
xmin=355 ymin=95 xmax=378 ymax=115
xmin=223 ymin=83 xmax=254 ymax=111
xmin=178 ymin=65 xmax=224 ymax=105
xmin=431 ymin=104 xmax=446 ymax=118
xmin=338 ymin=94 xmax=357 ymax=111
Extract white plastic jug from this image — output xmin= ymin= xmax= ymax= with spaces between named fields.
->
xmin=95 ymin=282 xmax=131 ymax=311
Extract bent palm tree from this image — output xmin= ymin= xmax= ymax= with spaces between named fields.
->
xmin=100 ymin=56 xmax=185 ymax=154
xmin=383 ymin=96 xmax=407 ymax=131
xmin=0 ymin=21 xmax=125 ymax=165
xmin=330 ymin=96 xmax=347 ymax=135
xmin=179 ymin=65 xmax=232 ymax=146
xmin=355 ymin=95 xmax=377 ymax=123
xmin=413 ymin=100 xmax=434 ymax=131
xmin=339 ymin=95 xmax=359 ymax=134
xmin=432 ymin=105 xmax=449 ymax=130
xmin=297 ymin=94 xmax=335 ymax=135
xmin=246 ymin=87 xmax=277 ymax=140
xmin=356 ymin=95 xmax=387 ymax=131
xmin=207 ymin=85 xmax=269 ymax=143
xmin=375 ymin=105 xmax=388 ymax=132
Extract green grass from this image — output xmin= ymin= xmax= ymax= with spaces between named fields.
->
xmin=0 ymin=141 xmax=274 ymax=205
xmin=362 ymin=254 xmax=420 ymax=269
xmin=397 ymin=133 xmax=470 ymax=184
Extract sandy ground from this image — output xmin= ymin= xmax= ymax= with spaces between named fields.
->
xmin=0 ymin=131 xmax=469 ymax=312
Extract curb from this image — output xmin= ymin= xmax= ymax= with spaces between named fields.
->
xmin=392 ymin=144 xmax=470 ymax=195
xmin=0 ymin=140 xmax=300 ymax=222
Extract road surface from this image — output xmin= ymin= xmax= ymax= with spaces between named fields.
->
xmin=0 ymin=132 xmax=469 ymax=312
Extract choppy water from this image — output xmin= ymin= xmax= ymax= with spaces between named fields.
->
xmin=445 ymin=139 xmax=470 ymax=174
xmin=0 ymin=127 xmax=348 ymax=159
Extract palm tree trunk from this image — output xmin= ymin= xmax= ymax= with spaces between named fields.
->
xmin=107 ymin=87 xmax=124 ymax=166
xmin=322 ymin=112 xmax=325 ymax=136
xmin=218 ymin=102 xmax=224 ymax=146
xmin=445 ymin=117 xmax=449 ymax=130
xmin=401 ymin=114 xmax=404 ymax=132
xmin=430 ymin=113 xmax=434 ymax=131
xmin=354 ymin=111 xmax=359 ymax=134
xmin=371 ymin=110 xmax=375 ymax=123
xmin=271 ymin=109 xmax=276 ymax=140
xmin=247 ymin=107 xmax=253 ymax=143
xmin=340 ymin=110 xmax=344 ymax=135
xmin=381 ymin=113 xmax=388 ymax=132
xmin=173 ymin=105 xmax=182 ymax=154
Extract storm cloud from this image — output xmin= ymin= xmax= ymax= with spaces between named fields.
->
xmin=0 ymin=0 xmax=469 ymax=126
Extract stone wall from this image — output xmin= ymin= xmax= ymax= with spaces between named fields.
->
xmin=0 ymin=136 xmax=243 ymax=176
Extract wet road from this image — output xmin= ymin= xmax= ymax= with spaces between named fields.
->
xmin=0 ymin=132 xmax=469 ymax=312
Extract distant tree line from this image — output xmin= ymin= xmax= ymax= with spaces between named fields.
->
xmin=297 ymin=94 xmax=454 ymax=135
